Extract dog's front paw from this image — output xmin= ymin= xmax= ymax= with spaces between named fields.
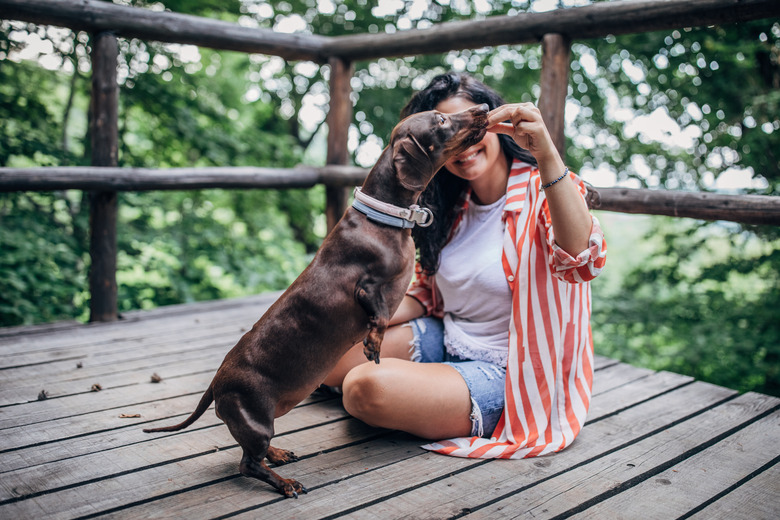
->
xmin=363 ymin=336 xmax=381 ymax=364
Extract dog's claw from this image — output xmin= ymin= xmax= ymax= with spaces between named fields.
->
xmin=281 ymin=479 xmax=306 ymax=499
xmin=362 ymin=346 xmax=380 ymax=364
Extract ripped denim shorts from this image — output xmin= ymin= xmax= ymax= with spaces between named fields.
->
xmin=407 ymin=316 xmax=505 ymax=438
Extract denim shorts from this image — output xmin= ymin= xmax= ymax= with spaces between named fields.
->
xmin=407 ymin=316 xmax=506 ymax=438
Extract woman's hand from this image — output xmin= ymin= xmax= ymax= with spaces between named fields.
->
xmin=487 ymin=103 xmax=559 ymax=163
xmin=487 ymin=103 xmax=593 ymax=257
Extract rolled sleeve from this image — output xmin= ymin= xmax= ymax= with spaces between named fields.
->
xmin=549 ymin=214 xmax=607 ymax=283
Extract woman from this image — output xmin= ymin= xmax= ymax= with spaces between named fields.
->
xmin=323 ymin=72 xmax=607 ymax=459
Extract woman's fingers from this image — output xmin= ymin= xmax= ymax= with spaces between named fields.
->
xmin=486 ymin=106 xmax=518 ymax=128
xmin=486 ymin=121 xmax=514 ymax=135
xmin=487 ymin=103 xmax=540 ymax=127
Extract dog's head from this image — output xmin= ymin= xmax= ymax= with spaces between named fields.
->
xmin=390 ymin=103 xmax=489 ymax=192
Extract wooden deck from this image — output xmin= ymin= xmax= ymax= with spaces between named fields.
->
xmin=1 ymin=293 xmax=778 ymax=520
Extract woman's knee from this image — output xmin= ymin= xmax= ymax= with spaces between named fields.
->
xmin=341 ymin=363 xmax=392 ymax=425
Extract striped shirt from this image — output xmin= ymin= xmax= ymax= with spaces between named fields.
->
xmin=407 ymin=160 xmax=607 ymax=459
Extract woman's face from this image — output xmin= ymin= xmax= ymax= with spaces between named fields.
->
xmin=435 ymin=95 xmax=505 ymax=183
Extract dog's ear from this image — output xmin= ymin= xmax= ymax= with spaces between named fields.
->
xmin=392 ymin=135 xmax=433 ymax=191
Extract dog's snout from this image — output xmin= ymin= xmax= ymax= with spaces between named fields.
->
xmin=465 ymin=103 xmax=489 ymax=116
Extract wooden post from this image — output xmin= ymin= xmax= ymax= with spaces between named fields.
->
xmin=538 ymin=33 xmax=572 ymax=159
xmin=325 ymin=57 xmax=354 ymax=232
xmin=88 ymin=31 xmax=119 ymax=322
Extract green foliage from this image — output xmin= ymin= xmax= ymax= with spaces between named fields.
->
xmin=118 ymin=47 xmax=299 ymax=168
xmin=0 ymin=191 xmax=89 ymax=324
xmin=0 ymin=59 xmax=78 ymax=167
xmin=116 ymin=189 xmax=315 ymax=312
xmin=566 ymin=21 xmax=780 ymax=191
xmin=0 ymin=27 xmax=92 ymax=324
xmin=592 ymin=217 xmax=780 ymax=396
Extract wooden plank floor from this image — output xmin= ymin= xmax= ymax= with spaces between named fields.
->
xmin=1 ymin=293 xmax=778 ymax=519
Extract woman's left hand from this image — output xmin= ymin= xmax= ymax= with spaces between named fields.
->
xmin=487 ymin=103 xmax=558 ymax=162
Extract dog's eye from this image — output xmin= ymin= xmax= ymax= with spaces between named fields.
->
xmin=437 ymin=114 xmax=446 ymax=125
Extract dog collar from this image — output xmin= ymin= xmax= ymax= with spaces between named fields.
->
xmin=352 ymin=187 xmax=434 ymax=229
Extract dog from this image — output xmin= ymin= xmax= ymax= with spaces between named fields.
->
xmin=143 ymin=103 xmax=490 ymax=498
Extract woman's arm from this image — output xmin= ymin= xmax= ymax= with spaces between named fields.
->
xmin=389 ymin=295 xmax=425 ymax=326
xmin=487 ymin=103 xmax=592 ymax=256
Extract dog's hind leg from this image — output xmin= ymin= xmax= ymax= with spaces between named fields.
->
xmin=218 ymin=396 xmax=307 ymax=498
xmin=239 ymin=450 xmax=307 ymax=498
xmin=266 ymin=445 xmax=299 ymax=466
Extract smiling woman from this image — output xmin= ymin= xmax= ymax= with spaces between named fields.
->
xmin=324 ymin=71 xmax=607 ymax=460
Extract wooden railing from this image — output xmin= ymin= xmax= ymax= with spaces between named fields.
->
xmin=2 ymin=166 xmax=779 ymax=226
xmin=1 ymin=0 xmax=779 ymax=322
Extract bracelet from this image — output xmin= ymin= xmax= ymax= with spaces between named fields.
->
xmin=541 ymin=167 xmax=569 ymax=191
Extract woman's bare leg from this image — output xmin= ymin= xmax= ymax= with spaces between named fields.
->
xmin=323 ymin=316 xmax=473 ymax=439
xmin=341 ymin=358 xmax=472 ymax=439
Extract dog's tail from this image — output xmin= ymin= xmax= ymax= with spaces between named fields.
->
xmin=143 ymin=385 xmax=214 ymax=433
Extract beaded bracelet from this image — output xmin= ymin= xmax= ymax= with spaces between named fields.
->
xmin=541 ymin=167 xmax=569 ymax=191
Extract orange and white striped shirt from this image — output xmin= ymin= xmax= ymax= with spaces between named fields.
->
xmin=408 ymin=160 xmax=607 ymax=459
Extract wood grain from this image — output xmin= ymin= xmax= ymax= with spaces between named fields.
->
xmin=0 ymin=295 xmax=777 ymax=519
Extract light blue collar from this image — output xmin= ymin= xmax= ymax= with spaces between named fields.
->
xmin=351 ymin=187 xmax=433 ymax=229
xmin=352 ymin=199 xmax=417 ymax=229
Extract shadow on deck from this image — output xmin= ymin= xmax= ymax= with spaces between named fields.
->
xmin=0 ymin=294 xmax=778 ymax=519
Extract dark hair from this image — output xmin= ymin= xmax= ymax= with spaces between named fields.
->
xmin=402 ymin=72 xmax=537 ymax=275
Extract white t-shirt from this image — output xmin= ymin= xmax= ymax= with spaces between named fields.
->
xmin=435 ymin=194 xmax=512 ymax=367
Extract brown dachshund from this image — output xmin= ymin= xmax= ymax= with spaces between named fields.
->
xmin=143 ymin=104 xmax=490 ymax=498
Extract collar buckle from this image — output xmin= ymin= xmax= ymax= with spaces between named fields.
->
xmin=408 ymin=206 xmax=434 ymax=227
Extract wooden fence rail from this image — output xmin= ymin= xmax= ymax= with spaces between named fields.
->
xmin=322 ymin=0 xmax=780 ymax=61
xmin=2 ymin=0 xmax=779 ymax=321
xmin=0 ymin=0 xmax=326 ymax=62
xmin=593 ymin=188 xmax=780 ymax=226
xmin=3 ymin=166 xmax=779 ymax=226
xmin=0 ymin=166 xmax=367 ymax=191
xmin=2 ymin=0 xmax=778 ymax=62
